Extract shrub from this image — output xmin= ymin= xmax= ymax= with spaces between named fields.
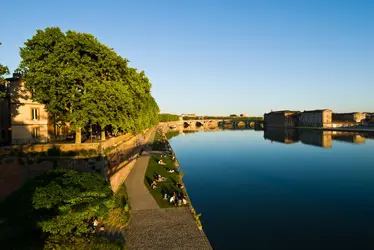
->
xmin=44 ymin=235 xmax=124 ymax=250
xmin=88 ymin=149 xmax=98 ymax=156
xmin=106 ymin=208 xmax=129 ymax=229
xmin=47 ymin=147 xmax=61 ymax=156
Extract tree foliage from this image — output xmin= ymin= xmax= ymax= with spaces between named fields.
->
xmin=18 ymin=27 xmax=159 ymax=134
xmin=32 ymin=169 xmax=114 ymax=236
xmin=159 ymin=113 xmax=180 ymax=122
xmin=0 ymin=42 xmax=10 ymax=98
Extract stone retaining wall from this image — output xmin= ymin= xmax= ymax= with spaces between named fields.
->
xmin=0 ymin=133 xmax=133 ymax=156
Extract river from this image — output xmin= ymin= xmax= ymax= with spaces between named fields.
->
xmin=168 ymin=128 xmax=374 ymax=250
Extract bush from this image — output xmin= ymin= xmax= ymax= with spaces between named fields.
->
xmin=88 ymin=149 xmax=98 ymax=156
xmin=44 ymin=235 xmax=124 ymax=250
xmin=106 ymin=208 xmax=129 ymax=229
xmin=31 ymin=169 xmax=114 ymax=236
xmin=47 ymin=146 xmax=61 ymax=156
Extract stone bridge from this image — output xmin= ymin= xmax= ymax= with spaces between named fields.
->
xmin=181 ymin=119 xmax=263 ymax=129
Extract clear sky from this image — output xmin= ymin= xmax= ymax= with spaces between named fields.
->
xmin=1 ymin=0 xmax=373 ymax=116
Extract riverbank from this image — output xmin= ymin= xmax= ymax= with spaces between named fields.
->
xmin=123 ymin=126 xmax=212 ymax=249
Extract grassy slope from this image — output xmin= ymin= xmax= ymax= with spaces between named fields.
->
xmin=144 ymin=155 xmax=186 ymax=208
xmin=144 ymin=130 xmax=187 ymax=208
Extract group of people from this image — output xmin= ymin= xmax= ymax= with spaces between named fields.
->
xmin=151 ymin=172 xmax=168 ymax=189
xmin=164 ymin=192 xmax=188 ymax=206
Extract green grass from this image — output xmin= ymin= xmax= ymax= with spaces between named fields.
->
xmin=144 ymin=155 xmax=186 ymax=208
xmin=151 ymin=132 xmax=168 ymax=151
xmin=114 ymin=183 xmax=130 ymax=210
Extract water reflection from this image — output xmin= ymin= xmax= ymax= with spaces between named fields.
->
xmin=264 ymin=128 xmax=373 ymax=148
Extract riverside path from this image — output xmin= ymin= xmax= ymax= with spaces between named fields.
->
xmin=124 ymin=127 xmax=212 ymax=249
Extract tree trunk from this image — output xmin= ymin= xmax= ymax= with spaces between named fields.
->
xmin=101 ymin=130 xmax=105 ymax=141
xmin=53 ymin=115 xmax=57 ymax=140
xmin=75 ymin=127 xmax=81 ymax=144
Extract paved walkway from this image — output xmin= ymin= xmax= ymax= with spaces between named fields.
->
xmin=124 ymin=127 xmax=212 ymax=250
xmin=125 ymin=129 xmax=158 ymax=210
xmin=125 ymin=208 xmax=212 ymax=250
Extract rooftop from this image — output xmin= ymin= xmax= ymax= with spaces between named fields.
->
xmin=264 ymin=110 xmax=300 ymax=115
xmin=302 ymin=109 xmax=331 ymax=113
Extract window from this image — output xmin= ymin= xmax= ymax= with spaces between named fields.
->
xmin=32 ymin=127 xmax=39 ymax=138
xmin=31 ymin=108 xmax=39 ymax=120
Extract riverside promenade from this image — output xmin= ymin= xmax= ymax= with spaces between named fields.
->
xmin=124 ymin=128 xmax=212 ymax=250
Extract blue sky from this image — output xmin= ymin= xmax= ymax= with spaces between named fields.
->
xmin=1 ymin=0 xmax=373 ymax=116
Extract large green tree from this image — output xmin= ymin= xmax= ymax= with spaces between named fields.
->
xmin=0 ymin=42 xmax=10 ymax=98
xmin=19 ymin=27 xmax=159 ymax=143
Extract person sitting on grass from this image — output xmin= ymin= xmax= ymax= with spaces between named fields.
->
xmin=92 ymin=218 xmax=99 ymax=231
xmin=177 ymin=182 xmax=184 ymax=189
xmin=169 ymin=192 xmax=177 ymax=204
xmin=158 ymin=159 xmax=166 ymax=165
xmin=158 ymin=176 xmax=167 ymax=182
xmin=151 ymin=181 xmax=157 ymax=190
xmin=153 ymin=173 xmax=160 ymax=181
xmin=180 ymin=193 xmax=188 ymax=205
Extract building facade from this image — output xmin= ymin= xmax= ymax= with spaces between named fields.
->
xmin=264 ymin=111 xmax=299 ymax=128
xmin=298 ymin=109 xmax=332 ymax=127
xmin=0 ymin=75 xmax=70 ymax=145
xmin=332 ymin=112 xmax=366 ymax=123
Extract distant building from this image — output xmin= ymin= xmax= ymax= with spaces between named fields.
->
xmin=332 ymin=112 xmax=366 ymax=123
xmin=240 ymin=114 xmax=247 ymax=117
xmin=264 ymin=110 xmax=299 ymax=128
xmin=298 ymin=109 xmax=332 ymax=127
xmin=181 ymin=114 xmax=196 ymax=117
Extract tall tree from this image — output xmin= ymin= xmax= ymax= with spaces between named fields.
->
xmin=19 ymin=27 xmax=159 ymax=143
xmin=0 ymin=42 xmax=10 ymax=98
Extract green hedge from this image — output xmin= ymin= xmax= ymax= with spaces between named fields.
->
xmin=158 ymin=113 xmax=180 ymax=122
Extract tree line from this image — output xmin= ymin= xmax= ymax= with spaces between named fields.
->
xmin=158 ymin=113 xmax=180 ymax=122
xmin=17 ymin=27 xmax=159 ymax=143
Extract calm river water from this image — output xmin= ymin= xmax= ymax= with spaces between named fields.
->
xmin=169 ymin=128 xmax=374 ymax=250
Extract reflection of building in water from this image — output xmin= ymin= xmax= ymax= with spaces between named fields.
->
xmin=264 ymin=128 xmax=299 ymax=144
xmin=299 ymin=130 xmax=332 ymax=148
xmin=331 ymin=132 xmax=366 ymax=144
